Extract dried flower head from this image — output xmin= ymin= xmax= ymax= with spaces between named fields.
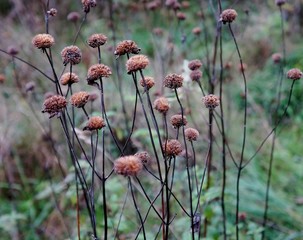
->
xmin=114 ymin=40 xmax=141 ymax=56
xmin=188 ymin=59 xmax=202 ymax=71
xmin=153 ymin=27 xmax=164 ymax=36
xmin=42 ymin=95 xmax=67 ymax=117
xmin=185 ymin=128 xmax=199 ymax=141
xmin=162 ymin=139 xmax=182 ymax=157
xmin=154 ymin=97 xmax=170 ymax=114
xmin=48 ymin=8 xmax=57 ymax=16
xmin=67 ymin=12 xmax=81 ymax=22
xmin=114 ymin=155 xmax=143 ymax=176
xmin=170 ymin=114 xmax=187 ymax=128
xmin=164 ymin=73 xmax=183 ymax=89
xmin=275 ymin=0 xmax=286 ymax=6
xmin=182 ymin=1 xmax=190 ymax=8
xmin=202 ymin=94 xmax=220 ymax=109
xmin=126 ymin=55 xmax=149 ymax=74
xmin=25 ymin=81 xmax=35 ymax=92
xmin=146 ymin=0 xmax=161 ymax=10
xmin=0 ymin=74 xmax=6 ymax=84
xmin=7 ymin=46 xmax=19 ymax=55
xmin=32 ymin=34 xmax=55 ymax=49
xmin=87 ymin=64 xmax=112 ymax=83
xmin=60 ymin=72 xmax=79 ymax=85
xmin=88 ymin=92 xmax=98 ymax=102
xmin=135 ymin=151 xmax=151 ymax=164
xmin=70 ymin=91 xmax=90 ymax=108
xmin=83 ymin=116 xmax=106 ymax=131
xmin=190 ymin=70 xmax=202 ymax=82
xmin=140 ymin=76 xmax=155 ymax=90
xmin=176 ymin=12 xmax=186 ymax=21
xmin=88 ymin=34 xmax=107 ymax=48
xmin=220 ymin=9 xmax=237 ymax=24
xmin=287 ymin=68 xmax=302 ymax=80
xmin=61 ymin=45 xmax=82 ymax=66
xmin=192 ymin=27 xmax=202 ymax=35
xmin=272 ymin=53 xmax=282 ymax=64
xmin=82 ymin=0 xmax=97 ymax=13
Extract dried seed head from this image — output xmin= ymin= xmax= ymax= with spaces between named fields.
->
xmin=146 ymin=0 xmax=161 ymax=10
xmin=32 ymin=34 xmax=55 ymax=49
xmin=164 ymin=73 xmax=183 ymax=89
xmin=272 ymin=53 xmax=282 ymax=64
xmin=0 ymin=74 xmax=6 ymax=84
xmin=220 ymin=9 xmax=237 ymax=24
xmin=185 ymin=128 xmax=199 ymax=141
xmin=202 ymin=94 xmax=220 ymax=109
xmin=7 ymin=46 xmax=19 ymax=55
xmin=166 ymin=0 xmax=181 ymax=10
xmin=67 ymin=12 xmax=81 ymax=22
xmin=162 ymin=139 xmax=182 ymax=157
xmin=70 ymin=91 xmax=90 ymax=108
xmin=83 ymin=116 xmax=106 ymax=131
xmin=87 ymin=64 xmax=112 ymax=83
xmin=176 ymin=12 xmax=186 ymax=21
xmin=182 ymin=1 xmax=190 ymax=8
xmin=25 ymin=81 xmax=35 ymax=92
xmin=192 ymin=27 xmax=202 ymax=35
xmin=114 ymin=155 xmax=143 ymax=176
xmin=153 ymin=27 xmax=164 ymax=36
xmin=82 ymin=0 xmax=97 ymax=13
xmin=287 ymin=68 xmax=302 ymax=80
xmin=88 ymin=92 xmax=98 ymax=102
xmin=48 ymin=8 xmax=57 ymax=16
xmin=188 ymin=59 xmax=202 ymax=71
xmin=114 ymin=40 xmax=141 ymax=56
xmin=275 ymin=0 xmax=286 ymax=6
xmin=61 ymin=45 xmax=82 ymax=66
xmin=140 ymin=76 xmax=155 ymax=90
xmin=238 ymin=212 xmax=247 ymax=222
xmin=135 ymin=151 xmax=151 ymax=164
xmin=170 ymin=114 xmax=187 ymax=128
xmin=88 ymin=33 xmax=107 ymax=48
xmin=42 ymin=95 xmax=67 ymax=117
xmin=60 ymin=72 xmax=79 ymax=85
xmin=190 ymin=70 xmax=202 ymax=82
xmin=126 ymin=55 xmax=149 ymax=74
xmin=154 ymin=97 xmax=170 ymax=114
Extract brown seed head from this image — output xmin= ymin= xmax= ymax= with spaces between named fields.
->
xmin=82 ymin=0 xmax=97 ymax=13
xmin=114 ymin=40 xmax=141 ymax=56
xmin=287 ymin=68 xmax=302 ymax=80
xmin=188 ymin=59 xmax=202 ymax=71
xmin=126 ymin=55 xmax=149 ymax=74
xmin=135 ymin=151 xmax=151 ymax=164
xmin=275 ymin=0 xmax=286 ymax=6
xmin=88 ymin=92 xmax=98 ymax=102
xmin=164 ymin=73 xmax=183 ymax=89
xmin=182 ymin=1 xmax=190 ymax=8
xmin=0 ymin=74 xmax=6 ymax=84
xmin=163 ymin=139 xmax=182 ymax=157
xmin=220 ymin=9 xmax=237 ymax=24
xmin=83 ymin=116 xmax=106 ymax=131
xmin=67 ymin=12 xmax=81 ymax=22
xmin=88 ymin=34 xmax=107 ymax=48
xmin=70 ymin=91 xmax=90 ymax=108
xmin=153 ymin=28 xmax=164 ymax=36
xmin=146 ymin=0 xmax=161 ymax=10
xmin=87 ymin=64 xmax=112 ymax=83
xmin=192 ymin=27 xmax=202 ymax=35
xmin=170 ymin=114 xmax=187 ymax=128
xmin=140 ymin=76 xmax=155 ymax=90
xmin=32 ymin=34 xmax=55 ymax=49
xmin=177 ymin=12 xmax=186 ymax=21
xmin=7 ymin=46 xmax=19 ymax=55
xmin=60 ymin=72 xmax=79 ymax=85
xmin=48 ymin=8 xmax=57 ymax=16
xmin=190 ymin=70 xmax=202 ymax=82
xmin=272 ymin=53 xmax=282 ymax=64
xmin=154 ymin=97 xmax=170 ymax=114
xmin=202 ymin=94 xmax=220 ymax=109
xmin=61 ymin=45 xmax=82 ymax=66
xmin=42 ymin=95 xmax=67 ymax=117
xmin=185 ymin=128 xmax=199 ymax=141
xmin=114 ymin=155 xmax=143 ymax=176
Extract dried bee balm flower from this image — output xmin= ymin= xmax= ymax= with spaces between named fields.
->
xmin=185 ymin=128 xmax=199 ymax=141
xmin=163 ymin=139 xmax=182 ymax=157
xmin=61 ymin=45 xmax=82 ymax=66
xmin=192 ymin=27 xmax=202 ymax=35
xmin=87 ymin=64 xmax=112 ymax=83
xmin=170 ymin=114 xmax=187 ymax=128
xmin=83 ymin=116 xmax=105 ymax=131
xmin=287 ymin=68 xmax=302 ymax=80
xmin=60 ymin=72 xmax=79 ymax=85
xmin=32 ymin=34 xmax=54 ymax=49
xmin=140 ymin=76 xmax=155 ymax=90
xmin=42 ymin=95 xmax=67 ymax=118
xmin=70 ymin=91 xmax=90 ymax=108
xmin=82 ymin=0 xmax=97 ymax=13
xmin=88 ymin=34 xmax=107 ymax=48
xmin=164 ymin=73 xmax=183 ymax=89
xmin=220 ymin=9 xmax=237 ymax=24
xmin=188 ymin=59 xmax=202 ymax=71
xmin=190 ymin=70 xmax=202 ymax=82
xmin=154 ymin=97 xmax=170 ymax=114
xmin=67 ymin=12 xmax=80 ymax=22
xmin=114 ymin=40 xmax=141 ymax=56
xmin=126 ymin=55 xmax=149 ymax=74
xmin=114 ymin=155 xmax=143 ymax=176
xmin=272 ymin=53 xmax=282 ymax=64
xmin=135 ymin=151 xmax=151 ymax=164
xmin=202 ymin=94 xmax=220 ymax=109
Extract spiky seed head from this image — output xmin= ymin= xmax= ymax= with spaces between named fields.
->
xmin=114 ymin=155 xmax=143 ymax=176
xmin=87 ymin=34 xmax=107 ymax=48
xmin=126 ymin=55 xmax=149 ymax=74
xmin=154 ymin=97 xmax=170 ymax=114
xmin=42 ymin=95 xmax=67 ymax=117
xmin=60 ymin=72 xmax=79 ymax=85
xmin=70 ymin=91 xmax=90 ymax=108
xmin=87 ymin=64 xmax=112 ymax=83
xmin=32 ymin=34 xmax=55 ymax=49
xmin=185 ymin=128 xmax=199 ymax=141
xmin=114 ymin=40 xmax=141 ymax=56
xmin=190 ymin=70 xmax=202 ymax=82
xmin=82 ymin=0 xmax=97 ymax=13
xmin=135 ymin=151 xmax=151 ymax=164
xmin=188 ymin=59 xmax=202 ymax=71
xmin=272 ymin=53 xmax=282 ymax=64
xmin=162 ymin=139 xmax=182 ymax=157
xmin=83 ymin=116 xmax=105 ymax=131
xmin=287 ymin=68 xmax=302 ymax=80
xmin=164 ymin=73 xmax=183 ymax=89
xmin=220 ymin=9 xmax=237 ymax=24
xmin=170 ymin=114 xmax=187 ymax=128
xmin=140 ymin=76 xmax=155 ymax=90
xmin=61 ymin=45 xmax=82 ymax=66
xmin=202 ymin=94 xmax=220 ymax=109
